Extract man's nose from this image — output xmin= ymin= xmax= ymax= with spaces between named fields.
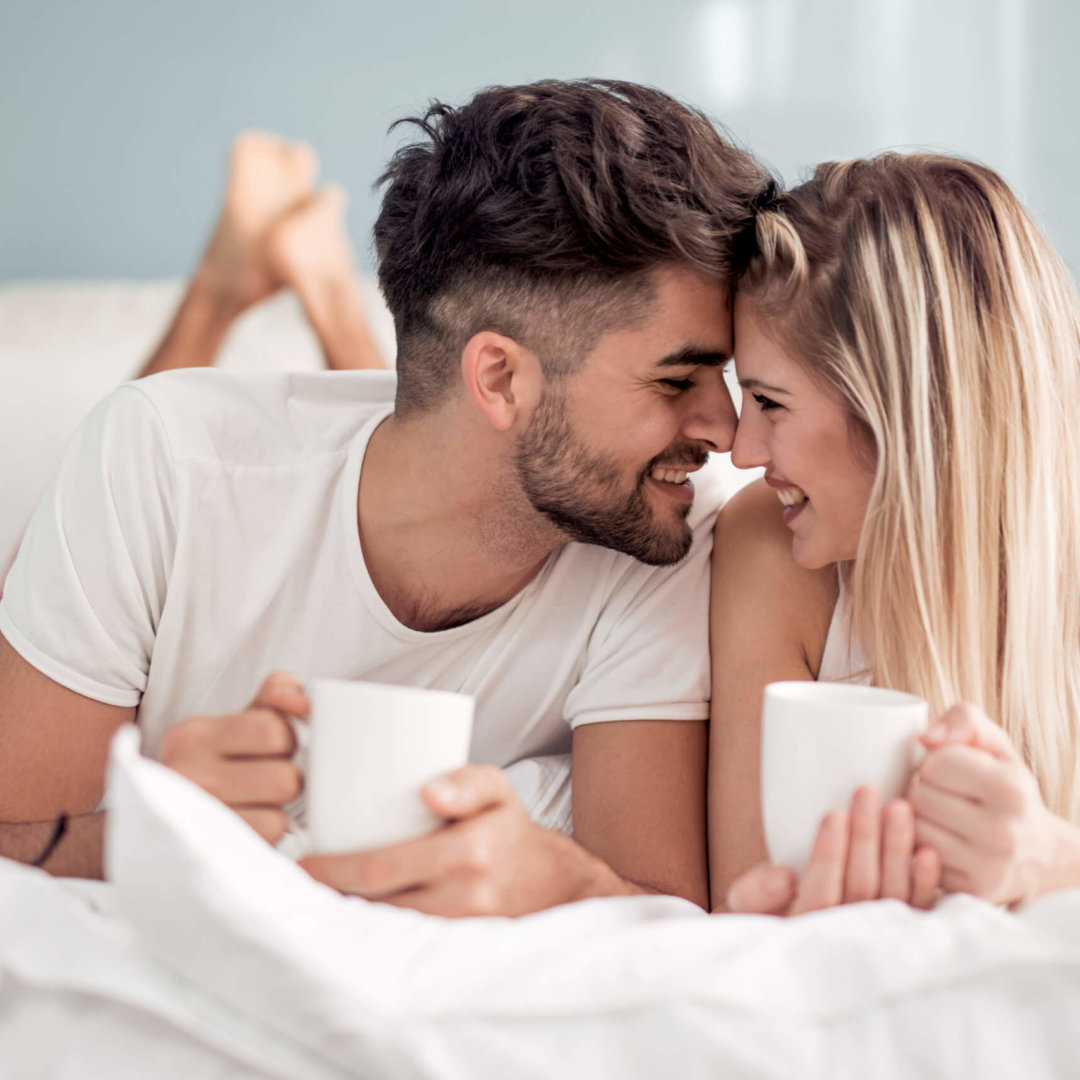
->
xmin=681 ymin=374 xmax=737 ymax=452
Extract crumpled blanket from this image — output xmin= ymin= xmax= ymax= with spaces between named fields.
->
xmin=2 ymin=725 xmax=1080 ymax=1080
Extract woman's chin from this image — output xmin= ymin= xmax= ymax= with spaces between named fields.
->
xmin=790 ymin=535 xmax=846 ymax=571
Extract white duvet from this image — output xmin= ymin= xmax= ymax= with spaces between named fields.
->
xmin=2 ymin=727 xmax=1079 ymax=1079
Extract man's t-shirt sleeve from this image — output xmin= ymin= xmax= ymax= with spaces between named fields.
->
xmin=0 ymin=384 xmax=176 ymax=706
xmin=562 ymin=519 xmax=715 ymax=728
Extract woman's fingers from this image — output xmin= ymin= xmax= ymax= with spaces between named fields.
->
xmin=843 ymin=786 xmax=882 ymax=903
xmin=879 ymin=798 xmax=916 ymax=901
xmin=920 ymin=703 xmax=1018 ymax=762
xmin=910 ymin=774 xmax=996 ymax=843
xmin=910 ymin=846 xmax=943 ymax=909
xmin=919 ymin=744 xmax=1016 ymax=808
xmin=789 ymin=810 xmax=849 ymax=915
xmin=795 ymin=793 xmax=940 ymax=914
xmin=722 ymin=863 xmax=797 ymax=915
xmin=745 ymin=792 xmax=943 ymax=919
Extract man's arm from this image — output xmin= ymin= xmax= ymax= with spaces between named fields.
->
xmin=296 ymin=718 xmax=708 ymax=916
xmin=296 ymin=760 xmax=680 ymax=918
xmin=572 ymin=718 xmax=708 ymax=908
xmin=0 ymin=632 xmax=134 ymax=878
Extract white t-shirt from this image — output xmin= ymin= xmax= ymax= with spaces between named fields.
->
xmin=0 ymin=369 xmax=723 ymax=769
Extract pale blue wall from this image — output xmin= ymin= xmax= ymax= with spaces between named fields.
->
xmin=2 ymin=0 xmax=1077 ymax=280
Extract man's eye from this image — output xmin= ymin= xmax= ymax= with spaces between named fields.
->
xmin=752 ymin=392 xmax=781 ymax=411
xmin=660 ymin=378 xmax=695 ymax=391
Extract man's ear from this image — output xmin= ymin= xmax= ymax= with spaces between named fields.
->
xmin=460 ymin=331 xmax=542 ymax=432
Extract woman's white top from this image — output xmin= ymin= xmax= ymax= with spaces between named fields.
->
xmin=817 ymin=575 xmax=871 ymax=684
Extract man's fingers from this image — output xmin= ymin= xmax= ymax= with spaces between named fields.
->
xmin=300 ymin=818 xmax=478 ymax=898
xmin=237 ymin=807 xmax=290 ymax=846
xmin=422 ymin=764 xmax=514 ymax=820
xmin=789 ymin=810 xmax=849 ymax=916
xmin=186 ymin=757 xmax=303 ymax=807
xmin=910 ymin=846 xmax=942 ymax=909
xmin=879 ymin=798 xmax=916 ymax=901
xmin=218 ymin=710 xmax=298 ymax=758
xmin=843 ymin=786 xmax=882 ymax=903
xmin=250 ymin=670 xmax=310 ymax=721
xmin=378 ymin=881 xmax=503 ymax=919
xmin=298 ymin=850 xmax=400 ymax=897
xmin=723 ymin=863 xmax=796 ymax=915
xmin=162 ymin=709 xmax=297 ymax=763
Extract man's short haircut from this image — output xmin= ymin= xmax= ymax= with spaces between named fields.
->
xmin=375 ymin=79 xmax=774 ymax=417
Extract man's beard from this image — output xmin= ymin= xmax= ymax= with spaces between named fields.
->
xmin=513 ymin=387 xmax=700 ymax=566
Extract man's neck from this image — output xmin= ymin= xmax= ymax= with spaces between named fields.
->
xmin=358 ymin=411 xmax=561 ymax=633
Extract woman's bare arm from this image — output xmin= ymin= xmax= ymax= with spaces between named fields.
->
xmin=707 ymin=479 xmax=836 ymax=908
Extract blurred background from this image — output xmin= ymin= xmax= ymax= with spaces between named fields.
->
xmin=1 ymin=0 xmax=1077 ymax=561
xmin=2 ymin=0 xmax=1078 ymax=281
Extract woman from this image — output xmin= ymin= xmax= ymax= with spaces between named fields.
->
xmin=710 ymin=153 xmax=1080 ymax=914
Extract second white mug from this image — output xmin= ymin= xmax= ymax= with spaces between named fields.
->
xmin=760 ymin=680 xmax=928 ymax=875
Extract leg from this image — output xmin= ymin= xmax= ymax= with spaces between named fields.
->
xmin=266 ymin=186 xmax=386 ymax=371
xmin=137 ymin=133 xmax=317 ymax=378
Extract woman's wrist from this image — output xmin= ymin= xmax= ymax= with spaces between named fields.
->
xmin=1036 ymin=813 xmax=1080 ymax=897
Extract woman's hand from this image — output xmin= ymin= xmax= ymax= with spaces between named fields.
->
xmin=722 ymin=786 xmax=941 ymax=916
xmin=910 ymin=703 xmax=1080 ymax=906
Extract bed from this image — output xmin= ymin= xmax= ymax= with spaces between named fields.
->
xmin=3 ymin=281 xmax=1080 ymax=1078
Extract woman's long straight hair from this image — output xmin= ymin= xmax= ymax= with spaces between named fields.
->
xmin=739 ymin=154 xmax=1080 ymax=821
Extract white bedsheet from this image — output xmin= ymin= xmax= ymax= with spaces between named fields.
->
xmin=3 ymin=726 xmax=1079 ymax=1079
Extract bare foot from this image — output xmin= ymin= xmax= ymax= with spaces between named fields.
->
xmin=267 ymin=187 xmax=386 ymax=370
xmin=266 ymin=185 xmax=355 ymax=293
xmin=196 ymin=132 xmax=317 ymax=315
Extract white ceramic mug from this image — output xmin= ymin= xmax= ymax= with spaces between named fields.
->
xmin=305 ymin=678 xmax=474 ymax=854
xmin=760 ymin=681 xmax=928 ymax=875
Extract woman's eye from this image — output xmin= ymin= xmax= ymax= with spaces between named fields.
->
xmin=660 ymin=378 xmax=695 ymax=391
xmin=752 ymin=392 xmax=781 ymax=411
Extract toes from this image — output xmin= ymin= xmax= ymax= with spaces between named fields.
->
xmin=286 ymin=141 xmax=319 ymax=192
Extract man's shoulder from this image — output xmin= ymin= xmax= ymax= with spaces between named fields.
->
xmin=123 ymin=369 xmax=397 ymax=468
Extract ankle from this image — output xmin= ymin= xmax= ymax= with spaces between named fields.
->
xmin=188 ymin=264 xmax=254 ymax=326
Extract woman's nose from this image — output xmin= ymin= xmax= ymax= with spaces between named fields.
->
xmin=730 ymin=411 xmax=768 ymax=470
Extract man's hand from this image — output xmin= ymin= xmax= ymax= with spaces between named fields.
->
xmin=722 ymin=786 xmax=941 ymax=916
xmin=911 ymin=703 xmax=1080 ymax=905
xmin=161 ymin=671 xmax=307 ymax=845
xmin=299 ymin=764 xmax=610 ymax=917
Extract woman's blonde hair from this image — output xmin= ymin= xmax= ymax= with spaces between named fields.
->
xmin=739 ymin=154 xmax=1080 ymax=821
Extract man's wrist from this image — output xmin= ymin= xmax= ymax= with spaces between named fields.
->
xmin=552 ymin=828 xmax=654 ymax=903
xmin=0 ymin=812 xmax=106 ymax=880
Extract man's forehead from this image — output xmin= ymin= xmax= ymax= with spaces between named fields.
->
xmin=654 ymin=346 xmax=730 ymax=369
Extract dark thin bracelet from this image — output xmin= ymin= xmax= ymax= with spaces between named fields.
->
xmin=29 ymin=813 xmax=68 ymax=868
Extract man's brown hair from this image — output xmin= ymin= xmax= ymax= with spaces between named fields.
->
xmin=375 ymin=79 xmax=774 ymax=417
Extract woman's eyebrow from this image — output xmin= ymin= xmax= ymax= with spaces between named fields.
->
xmin=655 ymin=347 xmax=730 ymax=369
xmin=738 ymin=377 xmax=791 ymax=395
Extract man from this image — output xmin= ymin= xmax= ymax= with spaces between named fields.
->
xmin=0 ymin=80 xmax=772 ymax=914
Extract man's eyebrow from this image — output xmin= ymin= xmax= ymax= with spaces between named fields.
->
xmin=738 ymin=377 xmax=791 ymax=395
xmin=655 ymin=348 xmax=730 ymax=369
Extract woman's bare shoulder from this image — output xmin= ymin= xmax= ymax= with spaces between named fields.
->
xmin=711 ymin=478 xmax=837 ymax=671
